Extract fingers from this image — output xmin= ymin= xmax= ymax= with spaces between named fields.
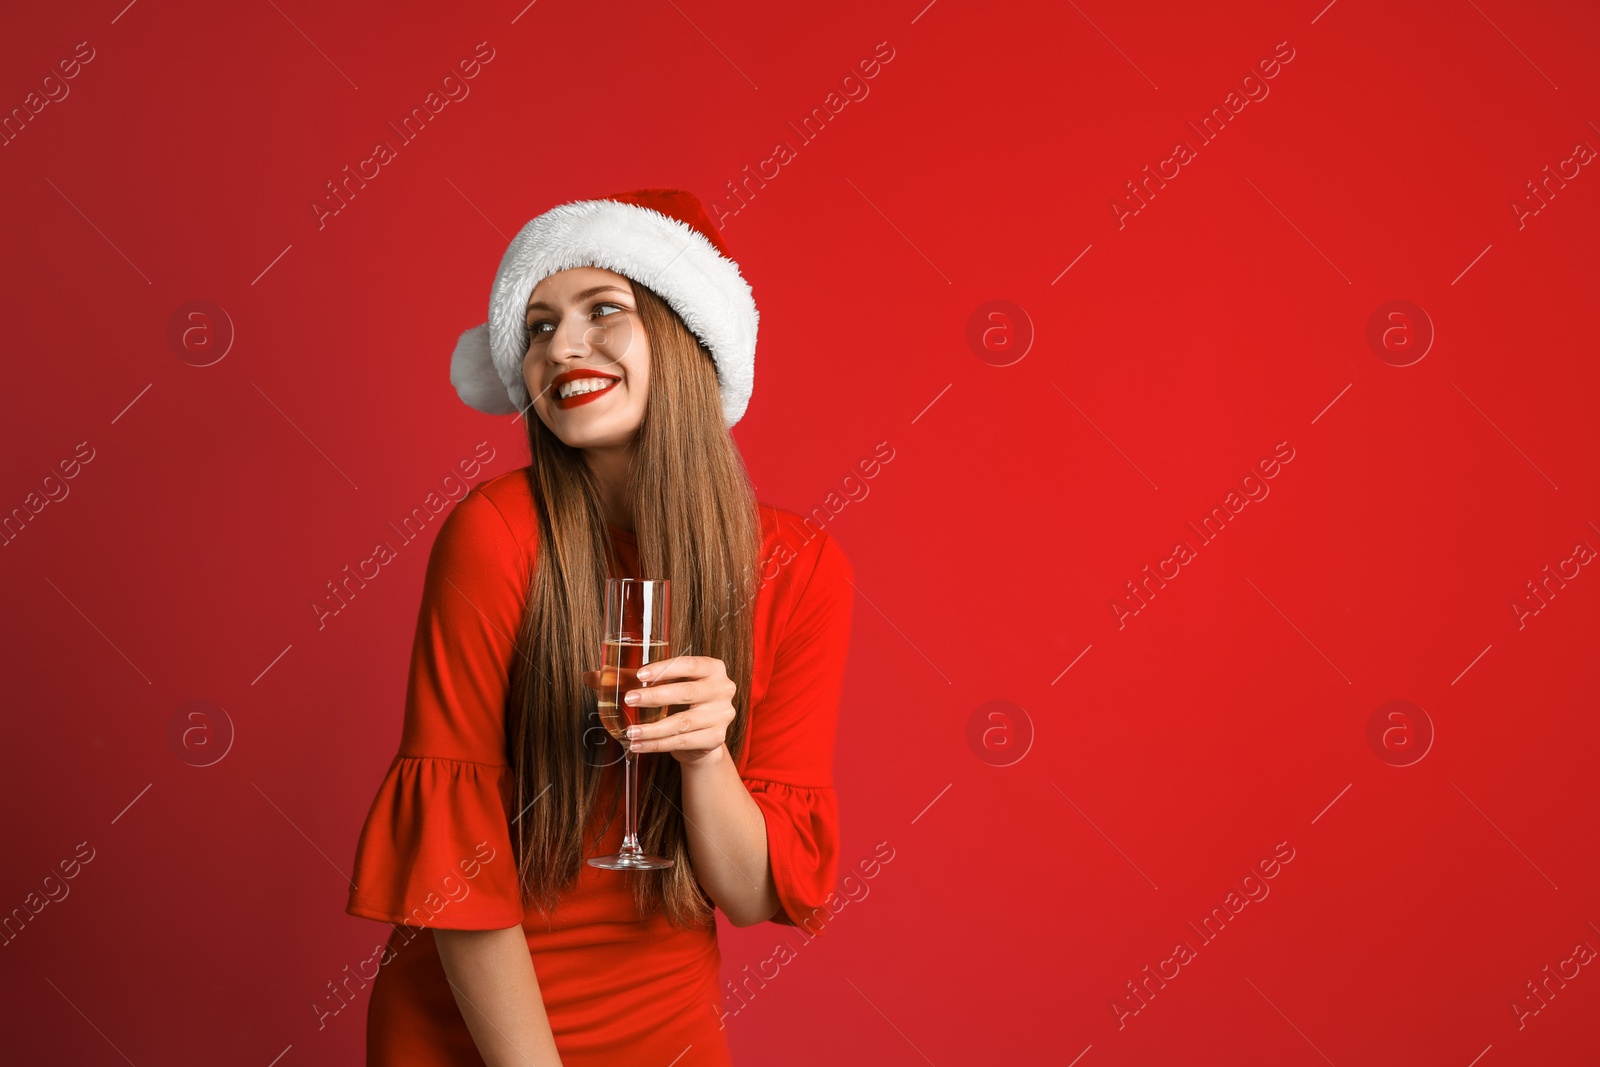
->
xmin=625 ymin=699 xmax=733 ymax=756
xmin=623 ymin=675 xmax=736 ymax=709
xmin=627 ymin=707 xmax=711 ymax=742
xmin=627 ymin=726 xmax=727 ymax=754
xmin=635 ymin=654 xmax=709 ymax=684
xmin=621 ymin=680 xmax=700 ymax=707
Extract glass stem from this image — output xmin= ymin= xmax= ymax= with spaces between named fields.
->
xmin=622 ymin=748 xmax=639 ymax=855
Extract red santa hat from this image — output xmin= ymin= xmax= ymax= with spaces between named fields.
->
xmin=449 ymin=188 xmax=758 ymax=428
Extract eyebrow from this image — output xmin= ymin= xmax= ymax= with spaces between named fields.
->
xmin=525 ymin=285 xmax=631 ymax=318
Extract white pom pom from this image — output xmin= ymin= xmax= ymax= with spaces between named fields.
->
xmin=449 ymin=324 xmax=519 ymax=415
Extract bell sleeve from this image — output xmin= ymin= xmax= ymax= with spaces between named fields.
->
xmin=345 ymin=487 xmax=531 ymax=931
xmin=741 ymin=532 xmax=854 ymax=935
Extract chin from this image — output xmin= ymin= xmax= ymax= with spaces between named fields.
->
xmin=546 ymin=412 xmax=640 ymax=450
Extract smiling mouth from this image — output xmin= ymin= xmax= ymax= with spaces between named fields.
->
xmin=553 ymin=377 xmax=619 ymax=409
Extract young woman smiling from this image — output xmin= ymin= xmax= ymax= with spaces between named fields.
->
xmin=345 ymin=190 xmax=854 ymax=1065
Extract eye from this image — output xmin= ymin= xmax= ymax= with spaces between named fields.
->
xmin=524 ymin=303 xmax=626 ymax=340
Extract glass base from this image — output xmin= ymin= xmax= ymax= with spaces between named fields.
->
xmin=587 ymin=851 xmax=675 ymax=871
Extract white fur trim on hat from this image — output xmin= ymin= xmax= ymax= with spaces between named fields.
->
xmin=451 ymin=198 xmax=758 ymax=427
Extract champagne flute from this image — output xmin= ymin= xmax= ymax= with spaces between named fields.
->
xmin=587 ymin=578 xmax=676 ymax=870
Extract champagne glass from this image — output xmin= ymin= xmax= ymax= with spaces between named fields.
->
xmin=587 ymin=578 xmax=676 ymax=870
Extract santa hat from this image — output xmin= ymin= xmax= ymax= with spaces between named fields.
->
xmin=449 ymin=188 xmax=758 ymax=428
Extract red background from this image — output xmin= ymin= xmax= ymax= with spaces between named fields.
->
xmin=3 ymin=1 xmax=1597 ymax=1064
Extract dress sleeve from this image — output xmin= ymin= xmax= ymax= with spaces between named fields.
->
xmin=345 ymin=487 xmax=530 ymax=931
xmin=741 ymin=532 xmax=854 ymax=934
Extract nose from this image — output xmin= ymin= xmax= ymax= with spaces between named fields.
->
xmin=547 ymin=308 xmax=629 ymax=372
xmin=549 ymin=310 xmax=596 ymax=362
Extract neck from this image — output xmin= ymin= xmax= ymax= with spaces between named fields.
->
xmin=584 ymin=442 xmax=635 ymax=531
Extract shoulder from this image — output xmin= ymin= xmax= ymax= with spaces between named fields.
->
xmin=429 ymin=467 xmax=537 ymax=586
xmin=470 ymin=467 xmax=538 ymax=541
xmin=755 ymin=501 xmax=855 ymax=615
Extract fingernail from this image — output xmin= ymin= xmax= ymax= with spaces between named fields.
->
xmin=636 ymin=667 xmax=652 ymax=681
xmin=624 ymin=691 xmax=640 ymax=704
xmin=625 ymin=726 xmax=640 ymax=739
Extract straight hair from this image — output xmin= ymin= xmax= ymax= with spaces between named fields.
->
xmin=506 ymin=279 xmax=762 ymax=929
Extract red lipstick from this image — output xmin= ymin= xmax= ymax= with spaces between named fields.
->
xmin=550 ymin=368 xmax=621 ymax=410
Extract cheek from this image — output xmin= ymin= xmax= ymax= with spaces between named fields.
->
xmin=627 ymin=354 xmax=650 ymax=401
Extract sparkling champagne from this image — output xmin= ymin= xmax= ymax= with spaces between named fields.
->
xmin=587 ymin=578 xmax=675 ymax=870
xmin=597 ymin=637 xmax=669 ymax=743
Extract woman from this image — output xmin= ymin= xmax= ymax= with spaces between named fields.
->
xmin=345 ymin=189 xmax=854 ymax=1065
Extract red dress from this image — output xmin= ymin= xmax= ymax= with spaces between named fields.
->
xmin=345 ymin=468 xmax=853 ymax=1065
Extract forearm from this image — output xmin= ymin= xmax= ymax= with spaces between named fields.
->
xmin=678 ymin=746 xmax=782 ymax=926
xmin=433 ymin=926 xmax=564 ymax=1067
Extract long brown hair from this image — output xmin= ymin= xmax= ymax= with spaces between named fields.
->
xmin=505 ymin=278 xmax=762 ymax=929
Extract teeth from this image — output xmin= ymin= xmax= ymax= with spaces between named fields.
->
xmin=558 ymin=377 xmax=616 ymax=400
